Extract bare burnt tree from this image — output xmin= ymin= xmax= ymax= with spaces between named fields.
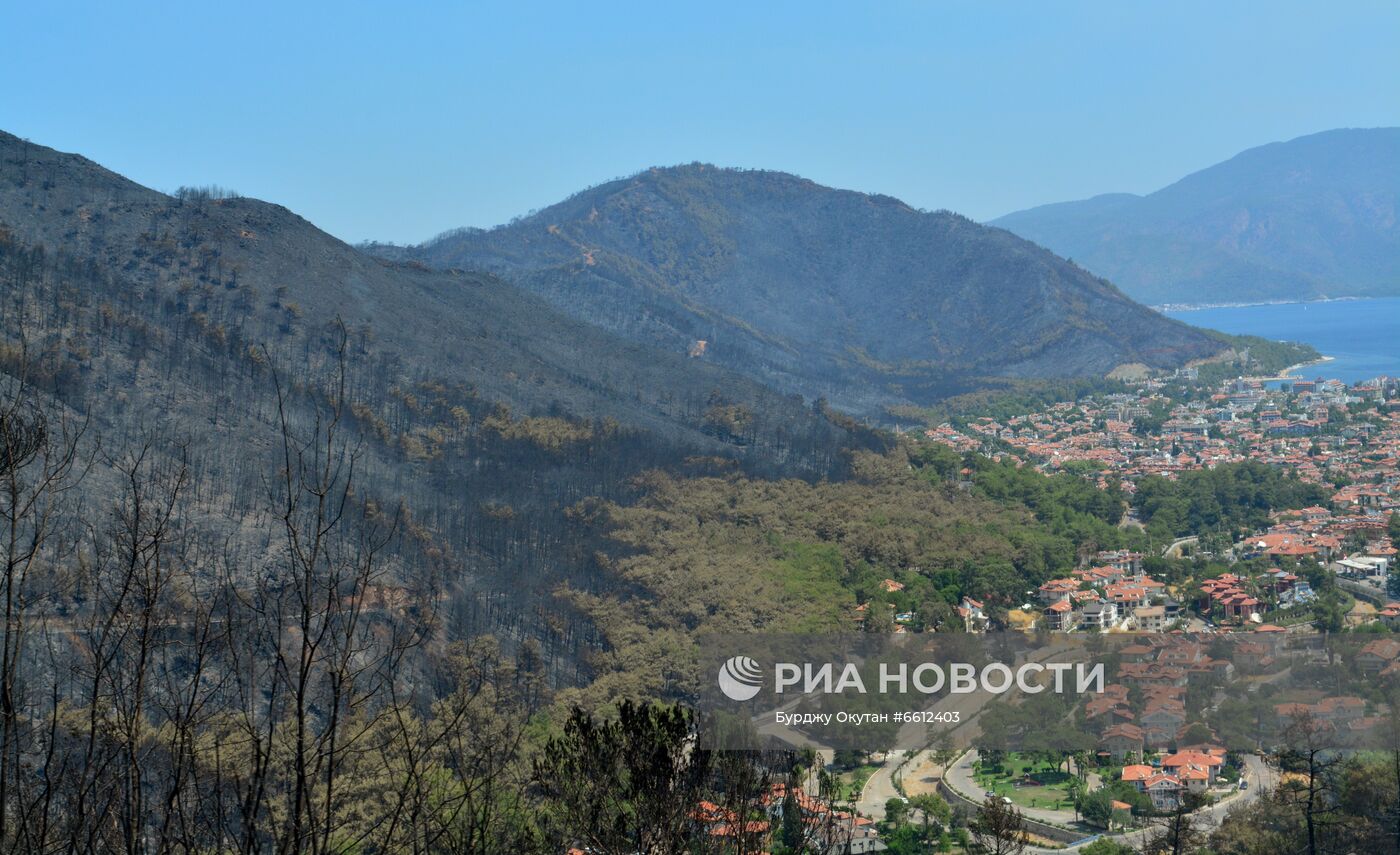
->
xmin=968 ymin=795 xmax=1028 ymax=855
xmin=1276 ymin=709 xmax=1345 ymax=855
xmin=0 ymin=397 xmax=46 ymax=480
xmin=143 ymin=533 xmax=228 ymax=852
xmin=801 ymin=758 xmax=856 ymax=855
xmin=0 ymin=373 xmax=85 ymax=854
xmin=39 ymin=436 xmax=198 ymax=855
xmin=1143 ymin=791 xmax=1206 ymax=855
xmin=214 ymin=323 xmax=433 ymax=854
xmin=1386 ymin=683 xmax=1400 ymax=855
xmin=369 ymin=637 xmax=542 ymax=854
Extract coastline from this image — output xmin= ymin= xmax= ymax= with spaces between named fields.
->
xmin=1277 ymin=355 xmax=1336 ymax=377
xmin=1155 ymin=296 xmax=1366 ymax=313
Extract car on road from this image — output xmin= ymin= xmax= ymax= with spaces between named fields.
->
xmin=1240 ymin=780 xmax=1248 ymax=790
xmin=984 ymin=791 xmax=996 ymax=798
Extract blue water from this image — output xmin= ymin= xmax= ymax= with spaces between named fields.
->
xmin=1166 ymin=297 xmax=1400 ymax=385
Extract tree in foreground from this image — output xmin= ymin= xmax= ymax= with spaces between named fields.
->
xmin=969 ymin=795 xmax=1028 ymax=855
xmin=534 ymin=701 xmax=712 ymax=854
xmin=1143 ymin=791 xmax=1206 ymax=855
xmin=1080 ymin=839 xmax=1137 ymax=855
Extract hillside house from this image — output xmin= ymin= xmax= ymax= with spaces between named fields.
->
xmin=957 ymin=597 xmax=989 ymax=633
xmin=1100 ymin=723 xmax=1145 ymax=759
xmin=1080 ymin=600 xmax=1118 ymax=630
xmin=1133 ymin=605 xmax=1167 ymax=632
xmin=1359 ymin=639 xmax=1400 ymax=673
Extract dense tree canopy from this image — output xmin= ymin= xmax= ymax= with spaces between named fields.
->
xmin=1134 ymin=461 xmax=1330 ymax=540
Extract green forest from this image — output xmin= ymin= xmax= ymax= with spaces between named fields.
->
xmin=1133 ymin=462 xmax=1331 ymax=540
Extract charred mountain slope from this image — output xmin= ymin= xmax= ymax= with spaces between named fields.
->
xmin=0 ymin=131 xmax=880 ymax=669
xmin=376 ymin=164 xmax=1224 ymax=415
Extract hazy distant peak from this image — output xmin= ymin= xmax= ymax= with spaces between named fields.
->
xmin=992 ymin=127 xmax=1400 ymax=305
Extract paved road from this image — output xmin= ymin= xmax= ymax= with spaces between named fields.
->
xmin=843 ymin=650 xmax=1277 ymax=849
xmin=854 ymin=682 xmax=1004 ymax=819
xmin=945 ymin=750 xmax=1082 ymax=826
xmin=853 ymin=644 xmax=1076 ymax=821
xmin=1339 ymin=577 xmax=1388 ymax=606
xmin=1163 ymin=535 xmax=1199 ymax=559
xmin=857 ymin=749 xmax=908 ymax=820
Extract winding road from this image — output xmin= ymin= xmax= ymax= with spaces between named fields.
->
xmin=941 ymin=749 xmax=1276 ymax=853
xmin=1163 ymin=535 xmax=1200 ymax=559
xmin=853 ymin=643 xmax=1075 ymax=821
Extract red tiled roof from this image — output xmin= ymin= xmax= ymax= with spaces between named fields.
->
xmin=1163 ymin=751 xmax=1223 ymax=768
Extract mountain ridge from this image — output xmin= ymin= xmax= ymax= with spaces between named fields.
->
xmin=992 ymin=127 xmax=1400 ymax=305
xmin=0 ymin=128 xmax=887 ymax=664
xmin=371 ymin=163 xmax=1224 ymax=415
xmin=0 ymin=130 xmax=863 ymax=453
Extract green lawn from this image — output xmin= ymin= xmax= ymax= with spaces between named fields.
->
xmin=972 ymin=753 xmax=1079 ymax=811
xmin=834 ymin=763 xmax=880 ymax=802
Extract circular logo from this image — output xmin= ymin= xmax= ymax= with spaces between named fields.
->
xmin=717 ymin=655 xmax=763 ymax=701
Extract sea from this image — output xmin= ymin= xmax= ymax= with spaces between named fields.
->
xmin=1165 ymin=297 xmax=1400 ymax=385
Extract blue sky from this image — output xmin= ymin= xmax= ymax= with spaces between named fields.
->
xmin=5 ymin=1 xmax=1398 ymax=244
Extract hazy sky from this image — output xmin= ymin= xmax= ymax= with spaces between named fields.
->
xmin=5 ymin=1 xmax=1398 ymax=244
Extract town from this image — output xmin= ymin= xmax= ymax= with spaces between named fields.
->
xmin=921 ymin=367 xmax=1399 ymax=635
xmin=766 ymin=366 xmax=1400 ymax=853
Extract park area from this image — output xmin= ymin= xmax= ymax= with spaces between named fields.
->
xmin=971 ymin=752 xmax=1081 ymax=812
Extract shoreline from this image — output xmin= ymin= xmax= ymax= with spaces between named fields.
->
xmin=1276 ymin=355 xmax=1336 ymax=378
xmin=1156 ymin=296 xmax=1370 ymax=312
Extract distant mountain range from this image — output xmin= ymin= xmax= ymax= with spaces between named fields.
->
xmin=369 ymin=165 xmax=1222 ymax=413
xmin=992 ymin=128 xmax=1400 ymax=306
